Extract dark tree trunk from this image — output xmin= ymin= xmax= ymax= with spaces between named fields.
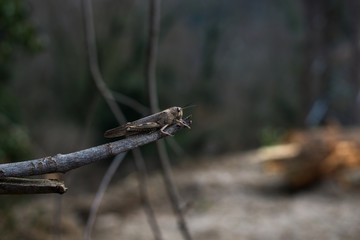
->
xmin=348 ymin=0 xmax=360 ymax=123
xmin=300 ymin=0 xmax=338 ymax=125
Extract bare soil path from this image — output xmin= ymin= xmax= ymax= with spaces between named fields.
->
xmin=7 ymin=151 xmax=360 ymax=240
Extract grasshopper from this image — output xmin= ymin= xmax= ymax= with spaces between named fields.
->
xmin=104 ymin=106 xmax=191 ymax=138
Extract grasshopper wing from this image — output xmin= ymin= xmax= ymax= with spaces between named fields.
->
xmin=104 ymin=124 xmax=130 ymax=138
xmin=126 ymin=122 xmax=161 ymax=132
xmin=104 ymin=122 xmax=162 ymax=138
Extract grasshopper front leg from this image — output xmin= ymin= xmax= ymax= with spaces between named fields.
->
xmin=176 ymin=119 xmax=191 ymax=129
xmin=160 ymin=124 xmax=174 ymax=136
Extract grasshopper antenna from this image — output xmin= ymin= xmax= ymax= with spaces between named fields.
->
xmin=181 ymin=104 xmax=197 ymax=110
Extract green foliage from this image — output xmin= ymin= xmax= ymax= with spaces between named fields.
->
xmin=0 ymin=0 xmax=41 ymax=81
xmin=0 ymin=0 xmax=40 ymax=162
xmin=0 ymin=110 xmax=31 ymax=163
xmin=260 ymin=126 xmax=285 ymax=147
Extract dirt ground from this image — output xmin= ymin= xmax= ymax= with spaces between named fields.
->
xmin=6 ymin=150 xmax=360 ymax=240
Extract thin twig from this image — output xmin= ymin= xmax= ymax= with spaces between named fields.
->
xmin=130 ymin=150 xmax=163 ymax=240
xmin=144 ymin=0 xmax=193 ymax=239
xmin=81 ymin=0 xmax=163 ymax=239
xmin=84 ymin=153 xmax=127 ymax=239
xmin=0 ymin=122 xmax=191 ymax=179
xmin=112 ymin=91 xmax=151 ymax=116
xmin=81 ymin=0 xmax=125 ymax=123
xmin=155 ymin=142 xmax=192 ymax=239
xmin=132 ymin=148 xmax=163 ymax=239
xmin=146 ymin=0 xmax=161 ymax=113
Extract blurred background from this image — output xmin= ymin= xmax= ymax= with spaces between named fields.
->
xmin=2 ymin=0 xmax=360 ymax=239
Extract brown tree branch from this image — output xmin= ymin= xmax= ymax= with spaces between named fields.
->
xmin=0 ymin=177 xmax=67 ymax=194
xmin=0 ymin=121 xmax=191 ymax=179
xmin=112 ymin=91 xmax=151 ymax=116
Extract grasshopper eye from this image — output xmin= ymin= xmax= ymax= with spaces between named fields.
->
xmin=176 ymin=107 xmax=183 ymax=118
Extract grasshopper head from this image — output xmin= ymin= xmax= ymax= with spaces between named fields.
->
xmin=169 ymin=106 xmax=183 ymax=120
xmin=168 ymin=106 xmax=191 ymax=129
